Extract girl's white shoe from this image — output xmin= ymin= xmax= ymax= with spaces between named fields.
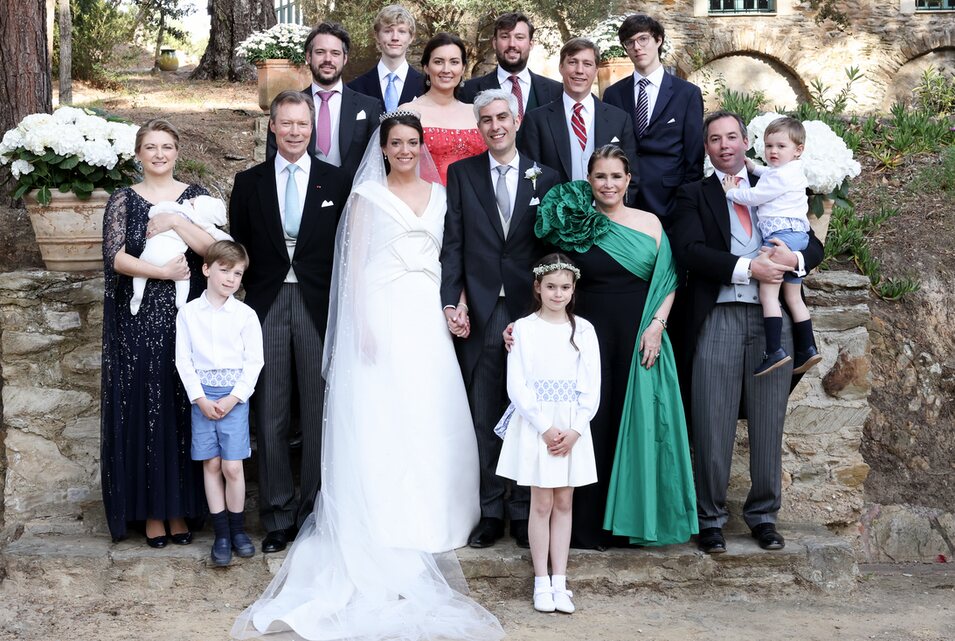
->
xmin=533 ymin=587 xmax=556 ymax=613
xmin=553 ymin=588 xmax=575 ymax=614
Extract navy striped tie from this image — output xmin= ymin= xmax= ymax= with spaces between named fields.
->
xmin=635 ymin=78 xmax=650 ymax=138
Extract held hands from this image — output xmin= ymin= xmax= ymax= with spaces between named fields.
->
xmin=162 ymin=254 xmax=190 ymax=281
xmin=639 ymin=323 xmax=664 ymax=369
xmin=545 ymin=427 xmax=580 ymax=457
xmin=196 ymin=395 xmax=240 ymax=420
xmin=444 ymin=305 xmax=470 ymax=338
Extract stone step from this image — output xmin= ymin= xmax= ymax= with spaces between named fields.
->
xmin=1 ymin=526 xmax=857 ymax=602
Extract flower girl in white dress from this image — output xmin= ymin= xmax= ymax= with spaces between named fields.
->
xmin=495 ymin=254 xmax=600 ymax=615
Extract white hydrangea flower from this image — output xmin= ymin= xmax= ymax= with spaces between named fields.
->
xmin=11 ymin=159 xmax=35 ymax=179
xmin=52 ymin=106 xmax=86 ymax=124
xmin=50 ymin=126 xmax=87 ymax=157
xmin=80 ymin=139 xmax=119 ymax=169
xmin=0 ymin=128 xmax=24 ymax=155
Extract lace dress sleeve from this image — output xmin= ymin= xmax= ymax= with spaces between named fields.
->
xmin=102 ymin=188 xmax=130 ymax=297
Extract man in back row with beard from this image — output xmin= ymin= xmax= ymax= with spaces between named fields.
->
xmin=459 ymin=12 xmax=562 ymax=119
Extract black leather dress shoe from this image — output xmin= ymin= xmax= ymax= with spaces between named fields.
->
xmin=145 ymin=534 xmax=168 ymax=549
xmin=262 ymin=529 xmax=291 ymax=553
xmin=697 ymin=527 xmax=726 ymax=554
xmin=792 ymin=345 xmax=822 ymax=374
xmin=754 ymin=348 xmax=792 ymax=377
xmin=467 ymin=517 xmax=504 ymax=548
xmin=510 ymin=519 xmax=530 ymax=549
xmin=751 ymin=523 xmax=785 ymax=550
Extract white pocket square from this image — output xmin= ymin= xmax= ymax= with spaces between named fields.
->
xmin=610 ymin=136 xmax=620 ymax=143
xmin=667 ymin=117 xmax=676 ymax=124
xmin=356 ymin=110 xmax=366 ymax=120
xmin=529 ymin=197 xmax=540 ymax=206
xmin=322 ymin=200 xmax=335 ymax=207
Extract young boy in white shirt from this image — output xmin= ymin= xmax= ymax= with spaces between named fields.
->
xmin=176 ymin=240 xmax=264 ymax=566
xmin=722 ymin=116 xmax=822 ymax=377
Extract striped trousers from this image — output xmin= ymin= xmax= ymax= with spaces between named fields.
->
xmin=691 ymin=303 xmax=793 ymax=530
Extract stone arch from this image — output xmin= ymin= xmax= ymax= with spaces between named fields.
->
xmin=686 ymin=48 xmax=810 ymax=112
xmin=883 ymin=45 xmax=955 ymax=111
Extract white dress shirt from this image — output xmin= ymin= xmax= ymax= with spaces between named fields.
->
xmin=716 ymin=166 xmax=806 ymax=283
xmin=175 ymin=292 xmax=265 ymax=404
xmin=378 ymin=60 xmax=409 ymax=101
xmin=562 ymin=93 xmax=595 ymax=181
xmin=631 ymin=64 xmax=665 ymax=130
xmin=274 ymin=152 xmax=311 ymax=282
xmin=496 ymin=66 xmax=532 ymax=114
xmin=311 ymin=79 xmax=344 ymax=166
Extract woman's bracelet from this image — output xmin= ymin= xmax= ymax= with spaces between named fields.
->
xmin=652 ymin=316 xmax=667 ymax=329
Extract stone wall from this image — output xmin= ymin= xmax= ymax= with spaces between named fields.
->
xmin=0 ymin=271 xmax=105 ymax=537
xmin=618 ymin=0 xmax=955 ymax=113
xmin=0 ymin=268 xmax=873 ymax=543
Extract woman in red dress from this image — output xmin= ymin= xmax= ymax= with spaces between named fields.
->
xmin=399 ymin=33 xmax=486 ymax=185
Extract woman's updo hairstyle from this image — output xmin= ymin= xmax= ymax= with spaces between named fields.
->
xmin=587 ymin=144 xmax=631 ymax=176
xmin=379 ymin=111 xmax=424 ymax=174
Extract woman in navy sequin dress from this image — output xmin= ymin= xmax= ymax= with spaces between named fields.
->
xmin=100 ymin=119 xmax=216 ymax=545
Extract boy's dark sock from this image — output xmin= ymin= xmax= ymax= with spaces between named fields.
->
xmin=211 ymin=510 xmax=230 ymax=539
xmin=763 ymin=317 xmax=783 ymax=353
xmin=792 ymin=319 xmax=815 ymax=353
xmin=228 ymin=510 xmax=246 ymax=536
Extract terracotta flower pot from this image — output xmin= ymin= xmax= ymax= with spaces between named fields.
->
xmin=24 ymin=188 xmax=110 ymax=271
xmin=256 ymin=59 xmax=312 ymax=112
xmin=597 ymin=58 xmax=632 ymax=99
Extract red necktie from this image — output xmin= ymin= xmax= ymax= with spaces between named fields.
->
xmin=509 ymin=75 xmax=524 ymax=121
xmin=571 ymin=102 xmax=587 ymax=151
xmin=733 ymin=176 xmax=752 ymax=237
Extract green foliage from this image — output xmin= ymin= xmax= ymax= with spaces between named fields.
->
xmin=807 ymin=66 xmax=863 ymax=116
xmin=717 ymin=87 xmax=766 ymax=125
xmin=55 ymin=0 xmax=136 ymax=88
xmin=861 ymin=102 xmax=955 ymax=170
xmin=175 ymin=158 xmax=211 ymax=183
xmin=823 ymin=204 xmax=921 ymax=300
xmin=913 ymin=66 xmax=955 ymax=116
xmin=808 ymin=0 xmax=850 ymax=26
xmin=908 ymin=146 xmax=955 ymax=198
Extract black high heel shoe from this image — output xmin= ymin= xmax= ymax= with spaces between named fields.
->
xmin=169 ymin=531 xmax=193 ymax=545
xmin=146 ymin=534 xmax=168 ymax=548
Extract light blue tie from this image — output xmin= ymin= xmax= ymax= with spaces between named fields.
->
xmin=284 ymin=164 xmax=301 ymax=238
xmin=384 ymin=72 xmax=398 ymax=113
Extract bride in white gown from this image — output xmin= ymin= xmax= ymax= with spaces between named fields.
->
xmin=232 ymin=112 xmax=501 ymax=641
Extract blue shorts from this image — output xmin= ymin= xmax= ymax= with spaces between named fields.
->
xmin=191 ymin=384 xmax=251 ymax=461
xmin=763 ymin=229 xmax=809 ymax=285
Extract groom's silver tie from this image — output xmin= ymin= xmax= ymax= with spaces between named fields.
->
xmin=495 ymin=165 xmax=512 ymax=222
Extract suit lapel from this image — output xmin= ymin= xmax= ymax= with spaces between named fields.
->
xmin=619 ymin=76 xmax=637 ymax=122
xmin=474 ymin=153 xmax=505 ymax=242
xmin=648 ymin=72 xmax=674 ymax=128
xmin=593 ymin=100 xmax=613 ymax=146
xmin=338 ymin=88 xmax=357 ymax=157
xmin=704 ymin=174 xmax=731 ymax=249
xmin=258 ymin=162 xmax=288 ymax=257
xmin=509 ymin=154 xmax=536 ymax=235
xmin=399 ymin=68 xmax=422 ymax=103
xmin=545 ymin=102 xmax=573 ymax=180
xmin=301 ymin=87 xmax=319 ymax=156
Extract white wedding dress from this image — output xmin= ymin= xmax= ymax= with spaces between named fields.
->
xmin=232 ymin=136 xmax=498 ymax=641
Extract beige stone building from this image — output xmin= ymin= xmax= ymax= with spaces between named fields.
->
xmin=609 ymin=0 xmax=955 ymax=112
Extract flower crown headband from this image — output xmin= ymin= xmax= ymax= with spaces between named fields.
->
xmin=533 ymin=262 xmax=581 ymax=280
xmin=379 ymin=109 xmax=421 ymax=123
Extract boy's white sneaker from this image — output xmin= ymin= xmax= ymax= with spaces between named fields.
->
xmin=533 ymin=587 xmax=556 ymax=613
xmin=553 ymin=588 xmax=575 ymax=614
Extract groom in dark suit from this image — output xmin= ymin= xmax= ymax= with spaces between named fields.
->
xmin=441 ymin=89 xmax=560 ymax=549
xmin=667 ymin=111 xmax=824 ymax=555
xmin=458 ymin=12 xmax=562 ymax=115
xmin=602 ymin=14 xmax=703 ymax=219
xmin=266 ymin=22 xmax=382 ymax=180
xmin=231 ymin=91 xmax=350 ymax=553
xmin=517 ymin=38 xmax=639 ymax=204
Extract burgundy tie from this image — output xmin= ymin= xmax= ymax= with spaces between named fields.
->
xmin=510 ymin=75 xmax=524 ymax=121
xmin=571 ymin=102 xmax=587 ymax=151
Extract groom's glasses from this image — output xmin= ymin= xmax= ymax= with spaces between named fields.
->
xmin=623 ymin=34 xmax=655 ymax=51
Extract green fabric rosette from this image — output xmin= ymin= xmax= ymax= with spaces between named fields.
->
xmin=534 ymin=180 xmax=611 ymax=253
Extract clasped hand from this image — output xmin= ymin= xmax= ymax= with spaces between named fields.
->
xmin=751 ymin=239 xmax=797 ymax=285
xmin=542 ymin=427 xmax=579 ymax=457
xmin=444 ymin=305 xmax=470 ymax=338
xmin=163 ymin=254 xmax=190 ymax=281
xmin=197 ymin=395 xmax=239 ymax=420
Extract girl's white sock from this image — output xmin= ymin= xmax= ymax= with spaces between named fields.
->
xmin=551 ymin=574 xmax=567 ymax=592
xmin=534 ymin=575 xmax=551 ymax=591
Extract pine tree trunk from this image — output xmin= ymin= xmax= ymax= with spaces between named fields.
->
xmin=58 ymin=0 xmax=72 ymax=104
xmin=191 ymin=0 xmax=277 ymax=81
xmin=0 ymin=0 xmax=51 ymax=267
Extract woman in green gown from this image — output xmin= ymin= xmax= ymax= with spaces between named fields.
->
xmin=535 ymin=145 xmax=697 ymax=548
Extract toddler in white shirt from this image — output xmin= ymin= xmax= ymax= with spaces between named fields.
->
xmin=722 ymin=116 xmax=821 ymax=377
